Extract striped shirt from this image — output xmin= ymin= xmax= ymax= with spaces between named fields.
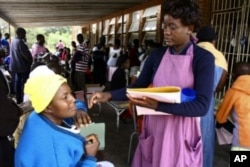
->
xmin=75 ymin=43 xmax=89 ymax=72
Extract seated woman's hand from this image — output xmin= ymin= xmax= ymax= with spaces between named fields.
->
xmin=126 ymin=94 xmax=158 ymax=110
xmin=84 ymin=134 xmax=100 ymax=156
xmin=73 ymin=110 xmax=92 ymax=128
xmin=88 ymin=92 xmax=112 ymax=108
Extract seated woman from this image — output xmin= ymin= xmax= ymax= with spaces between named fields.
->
xmin=15 ymin=69 xmax=113 ymax=167
xmin=110 ymin=53 xmax=130 ymax=90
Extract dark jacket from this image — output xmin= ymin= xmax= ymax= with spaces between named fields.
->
xmin=10 ymin=37 xmax=32 ymax=73
xmin=0 ymin=70 xmax=21 ymax=136
xmin=110 ymin=68 xmax=127 ymax=90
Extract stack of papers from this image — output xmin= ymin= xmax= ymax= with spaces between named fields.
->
xmin=127 ymin=86 xmax=181 ymax=115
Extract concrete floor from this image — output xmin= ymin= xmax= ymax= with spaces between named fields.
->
xmin=88 ymin=102 xmax=230 ymax=167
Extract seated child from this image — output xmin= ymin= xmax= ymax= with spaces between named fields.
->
xmin=216 ymin=62 xmax=250 ymax=151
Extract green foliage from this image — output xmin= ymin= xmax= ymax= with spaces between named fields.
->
xmin=1 ymin=18 xmax=73 ymax=53
xmin=25 ymin=27 xmax=72 ymax=53
xmin=0 ymin=18 xmax=11 ymax=36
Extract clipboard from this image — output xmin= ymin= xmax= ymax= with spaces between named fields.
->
xmin=80 ymin=123 xmax=105 ymax=150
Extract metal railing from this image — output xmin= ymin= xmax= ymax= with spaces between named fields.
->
xmin=211 ymin=0 xmax=250 ymax=99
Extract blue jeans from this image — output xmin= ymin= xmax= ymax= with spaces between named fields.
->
xmin=201 ymin=97 xmax=215 ymax=167
xmin=14 ymin=72 xmax=29 ymax=104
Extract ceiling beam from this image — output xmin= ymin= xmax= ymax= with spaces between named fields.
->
xmin=0 ymin=11 xmax=17 ymax=27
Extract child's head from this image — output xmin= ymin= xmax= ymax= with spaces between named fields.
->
xmin=49 ymin=54 xmax=60 ymax=64
xmin=232 ymin=62 xmax=250 ymax=80
xmin=116 ymin=53 xmax=130 ymax=69
xmin=47 ymin=61 xmax=62 ymax=75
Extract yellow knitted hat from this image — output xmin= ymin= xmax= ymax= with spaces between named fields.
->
xmin=24 ymin=74 xmax=66 ymax=113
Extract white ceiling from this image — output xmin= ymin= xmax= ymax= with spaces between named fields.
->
xmin=0 ymin=0 xmax=149 ymax=27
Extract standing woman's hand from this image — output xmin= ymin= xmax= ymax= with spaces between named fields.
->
xmin=126 ymin=94 xmax=158 ymax=110
xmin=88 ymin=92 xmax=112 ymax=108
xmin=73 ymin=110 xmax=92 ymax=128
xmin=84 ymin=134 xmax=100 ymax=156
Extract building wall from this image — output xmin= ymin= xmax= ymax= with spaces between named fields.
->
xmin=198 ymin=0 xmax=212 ymax=26
xmin=80 ymin=0 xmax=212 ymax=47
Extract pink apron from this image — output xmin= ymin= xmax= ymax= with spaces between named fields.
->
xmin=131 ymin=44 xmax=202 ymax=167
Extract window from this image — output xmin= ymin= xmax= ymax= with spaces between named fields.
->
xmin=109 ymin=18 xmax=116 ymax=25
xmin=118 ymin=23 xmax=127 ymax=34
xmin=129 ymin=11 xmax=141 ymax=32
xmin=118 ymin=14 xmax=128 ymax=24
xmin=110 ymin=25 xmax=115 ymax=34
xmin=92 ymin=24 xmax=97 ymax=34
xmin=143 ymin=6 xmax=158 ymax=18
xmin=132 ymin=11 xmax=140 ymax=21
xmin=103 ymin=19 xmax=109 ymax=35
xmin=143 ymin=18 xmax=157 ymax=31
xmin=108 ymin=35 xmax=115 ymax=44
xmin=98 ymin=21 xmax=102 ymax=35
xmin=121 ymin=34 xmax=126 ymax=45
xmin=128 ymin=22 xmax=139 ymax=32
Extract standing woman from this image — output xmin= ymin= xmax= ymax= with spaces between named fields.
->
xmin=88 ymin=0 xmax=215 ymax=167
xmin=197 ymin=26 xmax=228 ymax=167
xmin=31 ymin=34 xmax=48 ymax=61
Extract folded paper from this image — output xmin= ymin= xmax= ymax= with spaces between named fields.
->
xmin=80 ymin=123 xmax=105 ymax=150
xmin=127 ymin=86 xmax=181 ymax=103
xmin=127 ymin=86 xmax=181 ymax=115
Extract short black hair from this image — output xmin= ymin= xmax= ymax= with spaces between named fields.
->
xmin=77 ymin=34 xmax=84 ymax=43
xmin=233 ymin=62 xmax=250 ymax=80
xmin=116 ymin=53 xmax=128 ymax=67
xmin=4 ymin=33 xmax=10 ymax=39
xmin=16 ymin=27 xmax=26 ymax=36
xmin=163 ymin=0 xmax=201 ymax=31
xmin=47 ymin=62 xmax=62 ymax=75
xmin=36 ymin=34 xmax=44 ymax=41
xmin=197 ymin=26 xmax=217 ymax=43
xmin=133 ymin=39 xmax=139 ymax=46
xmin=30 ymin=62 xmax=46 ymax=72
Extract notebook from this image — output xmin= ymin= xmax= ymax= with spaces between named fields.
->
xmin=80 ymin=123 xmax=105 ymax=150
